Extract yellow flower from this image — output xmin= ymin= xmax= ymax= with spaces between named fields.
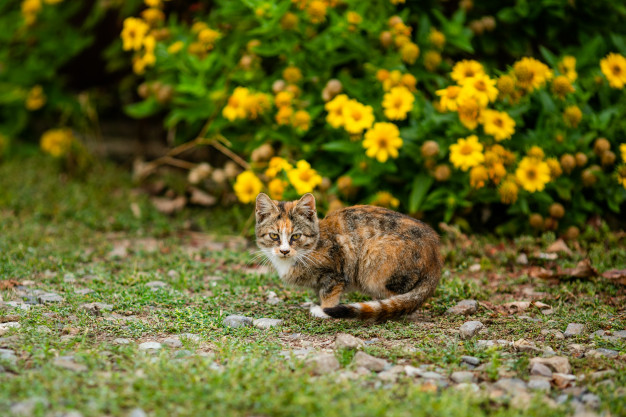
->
xmin=382 ymin=70 xmax=403 ymax=91
xmin=459 ymin=73 xmax=498 ymax=107
xmin=244 ymin=93 xmax=271 ymax=119
xmin=382 ymin=86 xmax=414 ymax=120
xmin=265 ymin=157 xmax=293 ymax=178
xmin=456 ymin=96 xmax=482 ymax=130
xmin=292 ymin=110 xmax=311 ymax=130
xmin=347 ymin=11 xmax=362 ymax=25
xmin=121 ymin=17 xmax=149 ymax=51
xmin=222 ymin=87 xmax=250 ymax=121
xmin=563 ymin=105 xmax=582 ymax=128
xmin=198 ymin=28 xmax=220 ymax=48
xmin=325 ymin=94 xmax=348 ymax=128
xmin=275 ymin=106 xmax=293 ymax=125
xmin=283 ymin=66 xmax=302 ymax=84
xmin=306 ymin=0 xmax=327 ymax=24
xmin=600 ymin=53 xmax=626 ymax=89
xmin=191 ymin=21 xmax=208 ymax=33
xmin=620 ymin=143 xmax=626 ymax=162
xmin=141 ymin=8 xmax=165 ymax=25
xmin=167 ymin=41 xmax=184 ymax=54
xmin=43 ymin=0 xmax=63 ymax=4
xmin=268 ymin=178 xmax=288 ymax=200
xmin=371 ymin=191 xmax=400 ymax=209
xmin=527 ymin=146 xmax=545 ymax=160
xmin=390 ymin=0 xmax=406 ymax=4
xmin=512 ymin=57 xmax=553 ymax=92
xmin=342 ymin=100 xmax=374 ymax=134
xmin=144 ymin=0 xmax=161 ymax=7
xmin=281 ymin=12 xmax=299 ymax=30
xmin=40 ymin=128 xmax=74 ymax=157
xmin=451 ymin=60 xmax=484 ymax=83
xmin=551 ymin=75 xmax=575 ymax=99
xmin=480 ymin=109 xmax=515 ymax=141
xmin=401 ymin=73 xmax=417 ymax=91
xmin=428 ymin=28 xmax=445 ymax=49
xmin=515 ymin=157 xmax=551 ymax=192
xmin=497 ymin=75 xmax=516 ymax=97
xmin=546 ymin=158 xmax=562 ymax=179
xmin=275 ymin=91 xmax=293 ymax=108
xmin=25 ymin=85 xmax=46 ymax=111
xmin=469 ymin=165 xmax=488 ymax=189
xmin=499 ymin=179 xmax=519 ymax=204
xmin=363 ymin=122 xmax=403 ymax=163
xmin=436 ymin=86 xmax=461 ymax=112
xmin=558 ymin=56 xmax=577 ymax=82
xmin=21 ymin=0 xmax=41 ymax=25
xmin=449 ymin=135 xmax=484 ymax=171
xmin=617 ymin=165 xmax=626 ymax=189
xmin=424 ymin=51 xmax=442 ymax=72
xmin=234 ymin=171 xmax=263 ymax=204
xmin=400 ymin=42 xmax=420 ymax=65
xmin=287 ymin=160 xmax=322 ymax=194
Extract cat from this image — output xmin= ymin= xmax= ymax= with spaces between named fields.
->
xmin=255 ymin=192 xmax=442 ymax=320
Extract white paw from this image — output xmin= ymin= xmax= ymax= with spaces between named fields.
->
xmin=310 ymin=305 xmax=331 ymax=319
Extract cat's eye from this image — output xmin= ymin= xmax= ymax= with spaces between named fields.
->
xmin=291 ymin=233 xmax=301 ymax=241
xmin=269 ymin=233 xmax=280 ymax=241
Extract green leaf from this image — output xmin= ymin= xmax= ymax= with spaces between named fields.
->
xmin=408 ymin=175 xmax=433 ymax=213
xmin=124 ymin=98 xmax=160 ymax=119
xmin=321 ymin=141 xmax=361 ymax=153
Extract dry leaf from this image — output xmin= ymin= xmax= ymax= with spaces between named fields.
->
xmin=189 ymin=187 xmax=217 ymax=207
xmin=0 ymin=279 xmax=20 ymax=290
xmin=528 ymin=267 xmax=555 ymax=279
xmin=561 ymin=259 xmax=597 ymax=278
xmin=151 ymin=196 xmax=187 ymax=214
xmin=546 ymin=239 xmax=573 ymax=255
xmin=501 ymin=301 xmax=531 ymax=314
xmin=602 ymin=269 xmax=626 ymax=285
xmin=532 ymin=301 xmax=551 ymax=309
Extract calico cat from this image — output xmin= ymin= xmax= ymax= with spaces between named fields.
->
xmin=255 ymin=193 xmax=442 ymax=320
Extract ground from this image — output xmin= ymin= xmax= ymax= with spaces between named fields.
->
xmin=0 ymin=155 xmax=624 ymax=417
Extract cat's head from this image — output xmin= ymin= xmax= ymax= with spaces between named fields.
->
xmin=255 ymin=193 xmax=319 ymax=260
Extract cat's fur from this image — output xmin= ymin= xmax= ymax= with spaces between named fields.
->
xmin=255 ymin=193 xmax=442 ymax=320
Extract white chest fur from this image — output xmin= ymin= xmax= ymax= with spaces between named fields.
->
xmin=269 ymin=256 xmax=296 ymax=279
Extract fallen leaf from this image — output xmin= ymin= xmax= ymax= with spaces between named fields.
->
xmin=528 ymin=267 xmax=555 ymax=279
xmin=546 ymin=239 xmax=573 ymax=255
xmin=560 ymin=259 xmax=597 ymax=278
xmin=532 ymin=301 xmax=551 ymax=309
xmin=151 ymin=196 xmax=187 ymax=214
xmin=501 ymin=301 xmax=531 ymax=314
xmin=601 ymin=269 xmax=626 ymax=285
xmin=189 ymin=187 xmax=217 ymax=207
xmin=0 ymin=279 xmax=20 ymax=290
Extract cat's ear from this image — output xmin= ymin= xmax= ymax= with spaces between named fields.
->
xmin=255 ymin=193 xmax=278 ymax=223
xmin=296 ymin=193 xmax=316 ymax=220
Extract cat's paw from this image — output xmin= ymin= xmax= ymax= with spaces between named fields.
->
xmin=310 ymin=305 xmax=331 ymax=319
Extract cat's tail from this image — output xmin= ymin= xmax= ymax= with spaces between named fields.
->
xmin=322 ymin=282 xmax=437 ymax=321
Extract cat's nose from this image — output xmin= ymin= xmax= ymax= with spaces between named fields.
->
xmin=280 ymin=249 xmax=290 ymax=255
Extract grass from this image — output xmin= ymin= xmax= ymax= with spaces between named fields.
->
xmin=1 ymin=154 xmax=625 ymax=417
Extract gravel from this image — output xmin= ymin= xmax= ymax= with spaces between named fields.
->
xmin=564 ymin=323 xmax=585 ymax=337
xmin=138 ymin=341 xmax=162 ymax=351
xmin=223 ymin=315 xmax=253 ymax=328
xmin=459 ymin=321 xmax=484 ymax=339
xmin=334 ymin=333 xmax=364 ymax=350
xmin=446 ymin=300 xmax=478 ymax=315
xmin=352 ymin=351 xmax=388 ymax=372
xmin=307 ymin=353 xmax=340 ymax=375
xmin=253 ymin=318 xmax=283 ymax=329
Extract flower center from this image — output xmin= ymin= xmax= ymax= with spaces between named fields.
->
xmin=351 ymin=111 xmax=362 ymax=121
xmin=474 ymin=80 xmax=486 ymax=91
xmin=378 ymin=138 xmax=389 ymax=148
xmin=493 ymin=118 xmax=504 ymax=127
xmin=460 ymin=144 xmax=474 ymax=155
xmin=464 ymin=69 xmax=475 ymax=78
xmin=394 ymin=98 xmax=404 ymax=108
xmin=613 ymin=65 xmax=622 ymax=75
xmin=526 ymin=168 xmax=537 ymax=180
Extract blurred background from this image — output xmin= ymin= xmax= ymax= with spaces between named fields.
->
xmin=1 ymin=0 xmax=626 ymax=235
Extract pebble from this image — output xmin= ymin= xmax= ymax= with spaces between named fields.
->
xmin=145 ymin=281 xmax=168 ymax=291
xmin=81 ymin=302 xmax=113 ymax=316
xmin=529 ymin=356 xmax=571 ymax=374
xmin=377 ymin=366 xmax=404 ymax=382
xmin=138 ymin=341 xmax=162 ymax=351
xmin=56 ymin=411 xmax=84 ymax=417
xmin=352 ymin=351 xmax=388 ymax=372
xmin=552 ymin=373 xmax=576 ymax=388
xmin=614 ymin=330 xmax=626 ymax=339
xmin=455 ymin=383 xmax=480 ymax=392
xmin=541 ymin=329 xmax=565 ymax=340
xmin=530 ymin=362 xmax=553 ymax=377
xmin=167 ymin=270 xmax=179 ymax=278
xmin=494 ymin=378 xmax=527 ymax=393
xmin=223 ymin=315 xmax=253 ymax=328
xmin=334 ymin=333 xmax=364 ymax=350
xmin=468 ymin=264 xmax=481 ymax=272
xmin=586 ymin=348 xmax=619 ymax=358
xmin=128 ymin=408 xmax=148 ymax=417
xmin=516 ymin=253 xmax=529 ymax=265
xmin=180 ymin=333 xmax=201 ymax=342
xmin=38 ymin=293 xmax=64 ymax=304
xmin=459 ymin=321 xmax=484 ymax=339
xmin=113 ymin=338 xmax=132 ymax=345
xmin=253 ymin=318 xmax=283 ymax=330
xmin=63 ymin=273 xmax=76 ymax=283
xmin=74 ymin=288 xmax=94 ymax=295
xmin=528 ymin=378 xmax=551 ymax=392
xmin=446 ymin=300 xmax=478 ymax=316
xmin=10 ymin=398 xmax=49 ymax=417
xmin=0 ymin=348 xmax=17 ymax=364
xmin=460 ymin=356 xmax=480 ymax=366
xmin=588 ymin=369 xmax=615 ymax=381
xmin=580 ymin=393 xmax=600 ymax=409
xmin=53 ymin=356 xmax=87 ymax=372
xmin=564 ymin=323 xmax=585 ymax=338
xmin=0 ymin=322 xmax=21 ymax=335
xmin=307 ymin=353 xmax=340 ymax=375
xmin=450 ymin=371 xmax=475 ymax=383
xmin=162 ymin=337 xmax=183 ymax=348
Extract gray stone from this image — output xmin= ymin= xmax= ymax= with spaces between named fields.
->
xmin=63 ymin=273 xmax=76 ymax=283
xmin=614 ymin=330 xmax=626 ymax=339
xmin=529 ymin=356 xmax=571 ymax=374
xmin=307 ymin=353 xmax=340 ymax=375
xmin=404 ymin=365 xmax=423 ymax=378
xmin=461 ymin=355 xmax=480 ymax=366
xmin=552 ymin=373 xmax=576 ymax=388
xmin=528 ymin=378 xmax=551 ymax=392
xmin=377 ymin=366 xmax=404 ymax=382
xmin=174 ymin=350 xmax=194 ymax=358
xmin=53 ymin=356 xmax=87 ymax=372
xmin=334 ymin=333 xmax=364 ymax=350
xmin=494 ymin=378 xmax=527 ymax=393
xmin=146 ymin=281 xmax=168 ymax=291
xmin=253 ymin=318 xmax=283 ymax=330
xmin=581 ymin=393 xmax=600 ymax=409
xmin=541 ymin=329 xmax=565 ymax=340
xmin=352 ymin=351 xmax=388 ymax=372
xmin=586 ymin=348 xmax=619 ymax=358
xmin=459 ymin=321 xmax=484 ymax=339
xmin=450 ymin=371 xmax=475 ymax=383
xmin=163 ymin=337 xmax=183 ymax=348
xmin=113 ymin=338 xmax=131 ymax=345
xmin=138 ymin=341 xmax=162 ymax=351
xmin=36 ymin=325 xmax=51 ymax=334
xmin=74 ymin=288 xmax=94 ymax=295
xmin=447 ymin=300 xmax=478 ymax=316
xmin=81 ymin=302 xmax=113 ymax=316
xmin=167 ymin=270 xmax=179 ymax=278
xmin=128 ymin=408 xmax=148 ymax=417
xmin=38 ymin=293 xmax=64 ymax=304
xmin=421 ymin=371 xmax=443 ymax=379
xmin=54 ymin=411 xmax=84 ymax=417
xmin=516 ymin=253 xmax=529 ymax=265
xmin=10 ymin=398 xmax=49 ymax=416
xmin=0 ymin=348 xmax=17 ymax=365
xmin=0 ymin=321 xmax=21 ymax=335
xmin=223 ymin=315 xmax=253 ymax=328
xmin=455 ymin=383 xmax=480 ymax=392
xmin=530 ymin=362 xmax=553 ymax=377
xmin=564 ymin=323 xmax=585 ymax=338
xmin=180 ymin=333 xmax=201 ymax=342
xmin=589 ymin=369 xmax=615 ymax=381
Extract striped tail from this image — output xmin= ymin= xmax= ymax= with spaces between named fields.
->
xmin=322 ymin=284 xmax=436 ymax=321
